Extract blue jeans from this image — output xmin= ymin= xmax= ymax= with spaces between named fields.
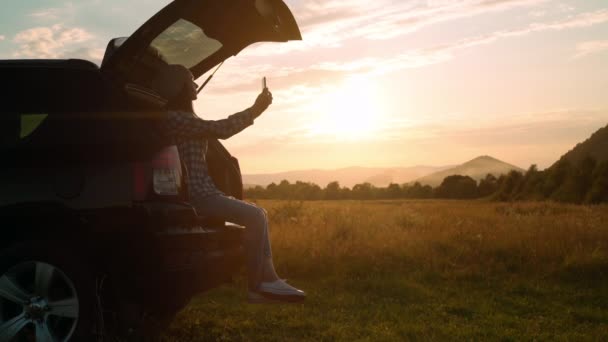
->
xmin=191 ymin=195 xmax=272 ymax=291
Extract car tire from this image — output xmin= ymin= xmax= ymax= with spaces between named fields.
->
xmin=0 ymin=242 xmax=99 ymax=341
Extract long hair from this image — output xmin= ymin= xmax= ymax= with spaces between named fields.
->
xmin=166 ymin=83 xmax=195 ymax=113
xmin=152 ymin=64 xmax=195 ymax=112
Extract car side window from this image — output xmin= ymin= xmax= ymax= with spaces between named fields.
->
xmin=20 ymin=114 xmax=48 ymax=139
xmin=1 ymin=113 xmax=48 ymax=147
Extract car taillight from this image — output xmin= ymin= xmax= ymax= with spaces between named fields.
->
xmin=152 ymin=146 xmax=182 ymax=196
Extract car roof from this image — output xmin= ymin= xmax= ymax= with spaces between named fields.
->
xmin=0 ymin=59 xmax=99 ymax=71
xmin=0 ymin=59 xmax=120 ymax=113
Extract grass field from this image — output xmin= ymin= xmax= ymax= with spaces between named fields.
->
xmin=160 ymin=200 xmax=608 ymax=341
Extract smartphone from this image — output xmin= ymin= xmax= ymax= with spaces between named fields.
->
xmin=262 ymin=76 xmax=267 ymax=90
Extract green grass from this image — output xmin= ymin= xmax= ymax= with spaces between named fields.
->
xmin=160 ymin=200 xmax=608 ymax=341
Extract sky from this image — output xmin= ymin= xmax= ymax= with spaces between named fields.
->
xmin=1 ymin=0 xmax=607 ymax=173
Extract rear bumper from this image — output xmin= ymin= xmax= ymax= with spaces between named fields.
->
xmin=155 ymin=222 xmax=245 ymax=272
xmin=136 ymin=200 xmax=245 ymax=288
xmin=136 ymin=200 xmax=245 ymax=270
xmin=108 ymin=201 xmax=246 ymax=311
xmin=135 ymin=201 xmax=200 ymax=231
xmin=153 ymin=224 xmax=245 ymax=310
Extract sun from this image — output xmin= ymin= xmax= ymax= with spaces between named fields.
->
xmin=309 ymin=76 xmax=383 ymax=140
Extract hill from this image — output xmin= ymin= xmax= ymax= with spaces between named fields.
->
xmin=415 ymin=156 xmax=524 ymax=187
xmin=490 ymin=123 xmax=608 ymax=204
xmin=554 ymin=124 xmax=608 ymax=166
xmin=243 ymin=165 xmax=451 ymax=188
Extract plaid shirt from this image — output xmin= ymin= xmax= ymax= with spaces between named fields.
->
xmin=166 ymin=109 xmax=254 ymax=198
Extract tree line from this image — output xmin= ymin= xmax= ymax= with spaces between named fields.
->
xmin=244 ymin=156 xmax=608 ymax=204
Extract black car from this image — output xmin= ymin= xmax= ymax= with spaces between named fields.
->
xmin=0 ymin=0 xmax=301 ymax=340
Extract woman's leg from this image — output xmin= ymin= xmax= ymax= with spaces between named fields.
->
xmin=191 ymin=195 xmax=278 ymax=290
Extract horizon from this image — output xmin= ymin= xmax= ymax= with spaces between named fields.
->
xmin=1 ymin=1 xmax=607 ymax=173
xmin=243 ymin=154 xmax=512 ymax=174
xmin=242 ymin=153 xmax=528 ymax=188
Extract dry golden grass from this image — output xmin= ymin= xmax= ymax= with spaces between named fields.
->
xmin=162 ymin=200 xmax=608 ymax=341
xmin=266 ymin=200 xmax=608 ymax=281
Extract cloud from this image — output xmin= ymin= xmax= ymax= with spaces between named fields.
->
xmin=0 ymin=35 xmax=5 ymax=41
xmin=204 ymin=7 xmax=608 ymax=100
xmin=29 ymin=6 xmax=74 ymax=20
xmin=527 ymin=8 xmax=608 ymax=31
xmin=574 ymin=40 xmax=608 ymax=59
xmin=204 ymin=5 xmax=608 ymax=101
xmin=419 ymin=8 xmax=608 ymax=58
xmin=192 ymin=5 xmax=608 ymax=134
xmin=353 ymin=0 xmax=550 ymax=40
xmin=248 ymin=0 xmax=548 ymax=56
xmin=385 ymin=8 xmax=608 ymax=67
xmin=12 ymin=24 xmax=95 ymax=59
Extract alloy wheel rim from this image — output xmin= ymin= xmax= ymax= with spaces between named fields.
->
xmin=0 ymin=261 xmax=79 ymax=341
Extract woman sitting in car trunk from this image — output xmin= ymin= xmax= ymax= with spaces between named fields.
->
xmin=152 ymin=64 xmax=305 ymax=303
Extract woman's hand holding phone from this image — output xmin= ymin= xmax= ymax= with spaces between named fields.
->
xmin=251 ymin=76 xmax=273 ymax=118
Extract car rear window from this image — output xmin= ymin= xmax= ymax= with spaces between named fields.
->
xmin=149 ymin=19 xmax=223 ymax=69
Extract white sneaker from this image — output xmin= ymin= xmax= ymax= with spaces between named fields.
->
xmin=249 ymin=279 xmax=306 ymax=303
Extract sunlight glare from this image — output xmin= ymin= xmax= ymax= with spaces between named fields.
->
xmin=310 ymin=76 xmax=384 ymax=140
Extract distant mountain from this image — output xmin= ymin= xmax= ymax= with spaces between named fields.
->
xmin=415 ymin=156 xmax=524 ymax=187
xmin=555 ymin=124 xmax=608 ymax=166
xmin=243 ymin=165 xmax=452 ymax=188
